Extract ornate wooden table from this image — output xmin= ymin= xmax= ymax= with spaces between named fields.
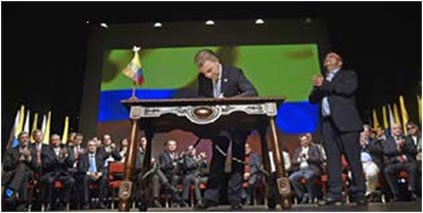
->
xmin=118 ymin=97 xmax=291 ymax=211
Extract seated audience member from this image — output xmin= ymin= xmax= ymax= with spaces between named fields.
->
xmin=152 ymin=140 xmax=184 ymax=207
xmin=406 ymin=121 xmax=421 ymax=196
xmin=242 ymin=143 xmax=263 ymax=205
xmin=78 ymin=139 xmax=108 ymax=209
xmin=67 ymin=133 xmax=85 ymax=209
xmin=360 ymin=125 xmax=380 ymax=200
xmin=383 ymin=123 xmax=418 ymax=201
xmin=119 ymin=138 xmax=129 ymax=162
xmin=98 ymin=134 xmax=122 ymax=167
xmin=2 ymin=132 xmax=33 ymax=211
xmin=181 ymin=145 xmax=204 ymax=206
xmin=66 ymin=132 xmax=77 ymax=146
xmin=367 ymin=126 xmax=391 ymax=201
xmin=289 ymin=133 xmax=322 ymax=204
xmin=28 ymin=129 xmax=52 ymax=210
xmin=40 ymin=134 xmax=75 ymax=211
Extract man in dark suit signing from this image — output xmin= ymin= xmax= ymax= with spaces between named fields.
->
xmin=309 ymin=52 xmax=366 ymax=206
xmin=194 ymin=49 xmax=258 ymax=210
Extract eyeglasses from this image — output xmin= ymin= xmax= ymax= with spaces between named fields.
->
xmin=407 ymin=126 xmax=416 ymax=130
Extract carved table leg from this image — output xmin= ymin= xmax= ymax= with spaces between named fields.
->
xmin=268 ymin=117 xmax=291 ymax=209
xmin=118 ymin=118 xmax=139 ymax=211
xmin=258 ymin=128 xmax=271 ymax=207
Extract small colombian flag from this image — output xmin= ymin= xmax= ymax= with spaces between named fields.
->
xmin=122 ymin=46 xmax=144 ymax=86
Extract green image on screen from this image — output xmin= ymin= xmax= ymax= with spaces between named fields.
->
xmin=101 ymin=44 xmax=320 ymax=101
xmin=99 ymin=44 xmax=321 ymax=135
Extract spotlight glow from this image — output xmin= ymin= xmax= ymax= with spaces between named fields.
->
xmin=205 ymin=20 xmax=215 ymax=25
xmin=153 ymin=22 xmax=163 ymax=28
xmin=255 ymin=18 xmax=265 ymax=25
xmin=100 ymin=23 xmax=108 ymax=29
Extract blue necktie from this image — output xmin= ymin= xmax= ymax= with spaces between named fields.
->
xmin=213 ymin=79 xmax=221 ymax=98
xmin=89 ymin=155 xmax=96 ymax=173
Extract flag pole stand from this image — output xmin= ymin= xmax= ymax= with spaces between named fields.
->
xmin=129 ymin=81 xmax=139 ymax=101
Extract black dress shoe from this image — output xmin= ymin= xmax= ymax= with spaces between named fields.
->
xmin=81 ymin=204 xmax=90 ymax=210
xmin=195 ymin=200 xmax=218 ymax=210
xmin=410 ymin=192 xmax=418 ymax=201
xmin=97 ymin=202 xmax=107 ymax=209
xmin=231 ymin=203 xmax=242 ymax=210
xmin=152 ymin=199 xmax=162 ymax=208
xmin=351 ymin=196 xmax=367 ymax=206
xmin=318 ymin=198 xmax=344 ymax=206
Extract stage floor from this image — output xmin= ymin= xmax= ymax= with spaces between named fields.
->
xmin=121 ymin=200 xmax=422 ymax=212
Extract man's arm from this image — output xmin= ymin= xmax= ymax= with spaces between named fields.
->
xmin=308 ymin=86 xmax=325 ymax=104
xmin=235 ymin=69 xmax=258 ymax=97
xmin=2 ymin=149 xmax=18 ymax=171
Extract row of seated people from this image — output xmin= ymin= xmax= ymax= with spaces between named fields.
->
xmin=1 ymin=130 xmax=210 ymax=211
xmin=282 ymin=122 xmax=421 ymax=205
xmin=2 ymin=130 xmax=126 ymax=211
xmin=360 ymin=122 xmax=421 ymax=202
xmin=2 ymin=122 xmax=421 ymax=211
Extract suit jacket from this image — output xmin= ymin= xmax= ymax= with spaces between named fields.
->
xmin=247 ymin=152 xmax=261 ymax=175
xmin=291 ymin=145 xmax=322 ymax=176
xmin=77 ymin=152 xmax=106 ymax=175
xmin=159 ymin=151 xmax=178 ymax=177
xmin=198 ymin=65 xmax=258 ymax=98
xmin=368 ymin=138 xmax=386 ymax=170
xmin=97 ymin=146 xmax=123 ymax=162
xmin=384 ymin=135 xmax=417 ymax=164
xmin=67 ymin=144 xmax=85 ymax=165
xmin=28 ymin=143 xmax=55 ymax=174
xmin=3 ymin=146 xmax=32 ymax=172
xmin=180 ymin=154 xmax=199 ymax=175
xmin=44 ymin=145 xmax=74 ymax=175
xmin=309 ymin=69 xmax=363 ymax=132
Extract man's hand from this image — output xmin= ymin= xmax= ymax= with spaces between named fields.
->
xmin=244 ymin=172 xmax=250 ymax=180
xmin=110 ymin=143 xmax=116 ymax=151
xmin=398 ymin=139 xmax=405 ymax=147
xmin=88 ymin=173 xmax=97 ymax=180
xmin=22 ymin=149 xmax=31 ymax=157
xmin=312 ymin=74 xmax=324 ymax=87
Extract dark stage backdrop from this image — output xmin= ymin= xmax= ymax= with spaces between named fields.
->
xmin=81 ymin=18 xmax=329 ymax=159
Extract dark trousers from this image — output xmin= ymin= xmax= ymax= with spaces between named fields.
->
xmin=384 ymin=162 xmax=417 ymax=198
xmin=182 ymin=173 xmax=202 ymax=202
xmin=152 ymin=171 xmax=182 ymax=204
xmin=81 ymin=175 xmax=107 ymax=204
xmin=289 ymin=168 xmax=317 ymax=201
xmin=40 ymin=171 xmax=75 ymax=204
xmin=322 ymin=118 xmax=366 ymax=200
xmin=2 ymin=163 xmax=31 ymax=202
xmin=204 ymin=130 xmax=249 ymax=205
xmin=242 ymin=174 xmax=262 ymax=204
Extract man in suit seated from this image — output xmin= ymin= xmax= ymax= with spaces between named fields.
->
xmin=180 ymin=145 xmax=205 ymax=207
xmin=383 ymin=123 xmax=418 ymax=201
xmin=289 ymin=133 xmax=322 ymax=204
xmin=360 ymin=125 xmax=380 ymax=200
xmin=406 ymin=121 xmax=421 ymax=197
xmin=155 ymin=140 xmax=185 ymax=207
xmin=39 ymin=134 xmax=75 ymax=210
xmin=78 ymin=139 xmax=108 ymax=209
xmin=2 ymin=132 xmax=33 ymax=211
xmin=242 ymin=143 xmax=263 ymax=205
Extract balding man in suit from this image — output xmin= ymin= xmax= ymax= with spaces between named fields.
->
xmin=309 ymin=52 xmax=366 ymax=206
